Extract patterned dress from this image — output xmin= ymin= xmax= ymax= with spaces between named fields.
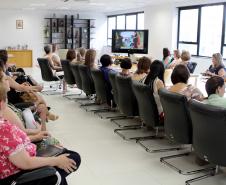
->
xmin=0 ymin=119 xmax=36 ymax=179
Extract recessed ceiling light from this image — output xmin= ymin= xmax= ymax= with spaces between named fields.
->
xmin=57 ymin=7 xmax=69 ymax=10
xmin=30 ymin=3 xmax=46 ymax=7
xmin=23 ymin=7 xmax=36 ymax=10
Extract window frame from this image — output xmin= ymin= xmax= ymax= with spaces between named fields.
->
xmin=177 ymin=2 xmax=226 ymax=58
xmin=107 ymin=11 xmax=144 ymax=46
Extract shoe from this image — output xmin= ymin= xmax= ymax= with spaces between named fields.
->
xmin=47 ymin=112 xmax=59 ymax=121
xmin=195 ymin=156 xmax=209 ymax=166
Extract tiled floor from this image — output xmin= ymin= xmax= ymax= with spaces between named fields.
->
xmin=26 ymin=67 xmax=224 ymax=185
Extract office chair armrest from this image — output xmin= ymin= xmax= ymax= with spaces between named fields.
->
xmin=14 ymin=167 xmax=57 ymax=184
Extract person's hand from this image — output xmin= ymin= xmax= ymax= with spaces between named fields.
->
xmin=205 ymin=70 xmax=214 ymax=76
xmin=36 ymin=131 xmax=50 ymax=140
xmin=56 ymin=154 xmax=77 ymax=173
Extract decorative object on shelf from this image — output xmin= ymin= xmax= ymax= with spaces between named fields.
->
xmin=43 ymin=15 xmax=95 ymax=49
xmin=16 ymin=20 xmax=23 ymax=29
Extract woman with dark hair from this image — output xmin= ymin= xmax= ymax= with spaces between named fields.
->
xmin=203 ymin=76 xmax=226 ymax=108
xmin=99 ymin=54 xmax=116 ymax=106
xmin=119 ymin=58 xmax=132 ymax=76
xmin=144 ymin=60 xmax=165 ymax=117
xmin=162 ymin=48 xmax=173 ymax=69
xmin=66 ymin=49 xmax=77 ymax=63
xmin=169 ymin=64 xmax=203 ymax=101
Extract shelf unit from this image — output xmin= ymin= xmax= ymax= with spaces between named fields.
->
xmin=43 ymin=15 xmax=95 ymax=49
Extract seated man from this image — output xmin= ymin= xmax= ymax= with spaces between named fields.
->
xmin=44 ymin=45 xmax=62 ymax=72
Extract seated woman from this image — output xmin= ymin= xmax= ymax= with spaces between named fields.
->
xmin=204 ymin=76 xmax=226 ymax=107
xmin=168 ymin=64 xmax=203 ymax=101
xmin=144 ymin=60 xmax=165 ymax=118
xmin=44 ymin=45 xmax=62 ymax=72
xmin=99 ymin=54 xmax=117 ymax=106
xmin=66 ymin=49 xmax=77 ymax=63
xmin=0 ymin=67 xmax=52 ymax=142
xmin=132 ymin=56 xmax=151 ymax=82
xmin=51 ymin=43 xmax=62 ymax=67
xmin=0 ymin=87 xmax=81 ymax=185
xmin=162 ymin=48 xmax=173 ymax=69
xmin=78 ymin=47 xmax=86 ymax=62
xmin=119 ymin=58 xmax=132 ymax=76
xmin=169 ymin=49 xmax=182 ymax=69
xmin=205 ymin=53 xmax=225 ymax=77
xmin=84 ymin=49 xmax=97 ymax=69
xmin=0 ymin=52 xmax=58 ymax=123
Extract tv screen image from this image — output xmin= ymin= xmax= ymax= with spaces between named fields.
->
xmin=112 ymin=29 xmax=148 ymax=54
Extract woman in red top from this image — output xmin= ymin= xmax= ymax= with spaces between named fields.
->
xmin=0 ymin=70 xmax=81 ymax=185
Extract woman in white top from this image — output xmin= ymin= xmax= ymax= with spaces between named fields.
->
xmin=144 ymin=60 xmax=165 ymax=118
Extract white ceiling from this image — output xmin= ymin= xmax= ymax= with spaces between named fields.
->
xmin=0 ymin=0 xmax=188 ymax=13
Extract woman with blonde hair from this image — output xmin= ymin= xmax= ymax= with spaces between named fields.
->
xmin=206 ymin=53 xmax=225 ymax=77
xmin=78 ymin=47 xmax=86 ymax=61
xmin=84 ymin=49 xmax=97 ymax=68
xmin=169 ymin=49 xmax=182 ymax=68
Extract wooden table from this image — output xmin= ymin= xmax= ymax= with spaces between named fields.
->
xmin=7 ymin=50 xmax=32 ymax=67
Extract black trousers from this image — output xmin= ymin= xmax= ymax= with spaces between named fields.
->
xmin=1 ymin=149 xmax=81 ymax=185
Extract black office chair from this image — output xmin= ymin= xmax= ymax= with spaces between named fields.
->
xmin=37 ymin=58 xmax=63 ymax=95
xmin=78 ymin=65 xmax=95 ymax=96
xmin=108 ymin=72 xmax=118 ymax=106
xmin=70 ymin=64 xmax=82 ymax=90
xmin=186 ymin=100 xmax=224 ymax=185
xmin=61 ymin=60 xmax=79 ymax=99
xmin=113 ymin=75 xmax=142 ymax=140
xmin=94 ymin=71 xmax=126 ymax=119
xmin=133 ymin=82 xmax=174 ymax=152
xmin=87 ymin=68 xmax=112 ymax=112
xmin=77 ymin=65 xmax=97 ymax=107
xmin=70 ymin=64 xmax=87 ymax=101
xmin=187 ymin=62 xmax=197 ymax=74
xmin=2 ymin=167 xmax=60 ymax=185
xmin=159 ymin=88 xmax=213 ymax=175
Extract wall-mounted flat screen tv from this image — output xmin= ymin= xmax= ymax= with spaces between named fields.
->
xmin=112 ymin=29 xmax=149 ymax=54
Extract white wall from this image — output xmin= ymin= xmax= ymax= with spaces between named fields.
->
xmin=0 ymin=10 xmax=107 ymax=66
xmin=143 ymin=0 xmax=226 ymax=74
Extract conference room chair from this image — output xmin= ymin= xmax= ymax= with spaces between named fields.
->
xmin=37 ymin=58 xmax=63 ymax=95
xmin=91 ymin=71 xmax=127 ymax=119
xmin=159 ymin=88 xmax=213 ymax=175
xmin=3 ymin=167 xmax=60 ymax=185
xmin=61 ymin=59 xmax=79 ymax=99
xmin=186 ymin=100 xmax=224 ymax=185
xmin=88 ymin=68 xmax=113 ymax=112
xmin=132 ymin=82 xmax=177 ymax=152
xmin=70 ymin=63 xmax=91 ymax=102
xmin=188 ymin=62 xmax=197 ymax=74
xmin=77 ymin=64 xmax=97 ymax=107
xmin=113 ymin=75 xmax=143 ymax=140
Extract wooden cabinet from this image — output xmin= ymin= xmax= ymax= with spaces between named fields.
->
xmin=7 ymin=50 xmax=32 ymax=67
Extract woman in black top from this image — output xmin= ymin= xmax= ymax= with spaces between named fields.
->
xmin=206 ymin=53 xmax=225 ymax=77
